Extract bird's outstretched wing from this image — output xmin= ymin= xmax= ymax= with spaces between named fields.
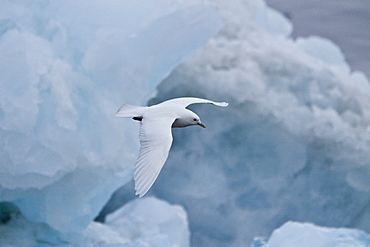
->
xmin=158 ymin=97 xmax=228 ymax=108
xmin=134 ymin=116 xmax=175 ymax=197
xmin=115 ymin=103 xmax=147 ymax=118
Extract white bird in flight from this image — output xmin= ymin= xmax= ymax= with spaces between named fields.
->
xmin=115 ymin=97 xmax=228 ymax=197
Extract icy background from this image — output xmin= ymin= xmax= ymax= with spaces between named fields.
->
xmin=251 ymin=222 xmax=370 ymax=247
xmin=265 ymin=0 xmax=370 ymax=79
xmin=0 ymin=0 xmax=221 ymax=246
xmin=1 ymin=0 xmax=370 ymax=246
xmin=147 ymin=1 xmax=370 ymax=246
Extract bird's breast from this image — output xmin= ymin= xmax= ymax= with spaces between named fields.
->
xmin=171 ymin=118 xmax=190 ymax=128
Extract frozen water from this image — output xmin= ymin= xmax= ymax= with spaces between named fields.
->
xmin=1 ymin=0 xmax=370 ymax=246
xmin=106 ymin=197 xmax=189 ymax=247
xmin=253 ymin=0 xmax=293 ymax=36
xmin=83 ymin=197 xmax=189 ymax=247
xmin=251 ymin=221 xmax=370 ymax=247
xmin=265 ymin=0 xmax=370 ymax=79
xmin=0 ymin=0 xmax=222 ymax=245
xmin=144 ymin=1 xmax=370 ymax=246
xmin=0 ymin=198 xmax=189 ymax=247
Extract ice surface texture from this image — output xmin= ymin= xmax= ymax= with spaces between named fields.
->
xmin=1 ymin=0 xmax=370 ymax=246
xmin=84 ymin=197 xmax=189 ymax=247
xmin=0 ymin=0 xmax=222 ymax=245
xmin=145 ymin=1 xmax=370 ymax=246
xmin=252 ymin=222 xmax=370 ymax=247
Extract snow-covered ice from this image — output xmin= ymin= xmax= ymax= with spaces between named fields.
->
xmin=84 ymin=197 xmax=189 ymax=247
xmin=252 ymin=221 xmax=370 ymax=247
xmin=0 ymin=0 xmax=221 ymax=245
xmin=1 ymin=0 xmax=370 ymax=246
xmin=143 ymin=1 xmax=370 ymax=246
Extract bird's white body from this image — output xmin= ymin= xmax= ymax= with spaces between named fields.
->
xmin=115 ymin=97 xmax=228 ymax=197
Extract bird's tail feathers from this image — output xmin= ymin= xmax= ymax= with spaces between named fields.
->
xmin=115 ymin=103 xmax=146 ymax=118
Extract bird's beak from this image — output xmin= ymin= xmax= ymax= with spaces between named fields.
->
xmin=197 ymin=122 xmax=207 ymax=128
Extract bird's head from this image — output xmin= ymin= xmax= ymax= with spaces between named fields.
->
xmin=172 ymin=109 xmax=206 ymax=128
xmin=191 ymin=116 xmax=206 ymax=128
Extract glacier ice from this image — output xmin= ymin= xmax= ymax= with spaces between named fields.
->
xmin=0 ymin=0 xmax=222 ymax=245
xmin=1 ymin=0 xmax=370 ymax=246
xmin=0 ymin=197 xmax=189 ymax=247
xmin=251 ymin=221 xmax=370 ymax=247
xmin=253 ymin=0 xmax=293 ymax=37
xmin=142 ymin=1 xmax=370 ymax=246
xmin=83 ymin=197 xmax=189 ymax=247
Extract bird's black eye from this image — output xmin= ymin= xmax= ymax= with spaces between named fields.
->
xmin=193 ymin=118 xmax=197 ymax=121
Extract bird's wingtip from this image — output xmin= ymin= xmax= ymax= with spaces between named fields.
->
xmin=215 ymin=101 xmax=229 ymax=107
xmin=135 ymin=191 xmax=143 ymax=198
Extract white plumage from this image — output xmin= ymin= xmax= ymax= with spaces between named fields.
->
xmin=115 ymin=97 xmax=228 ymax=197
